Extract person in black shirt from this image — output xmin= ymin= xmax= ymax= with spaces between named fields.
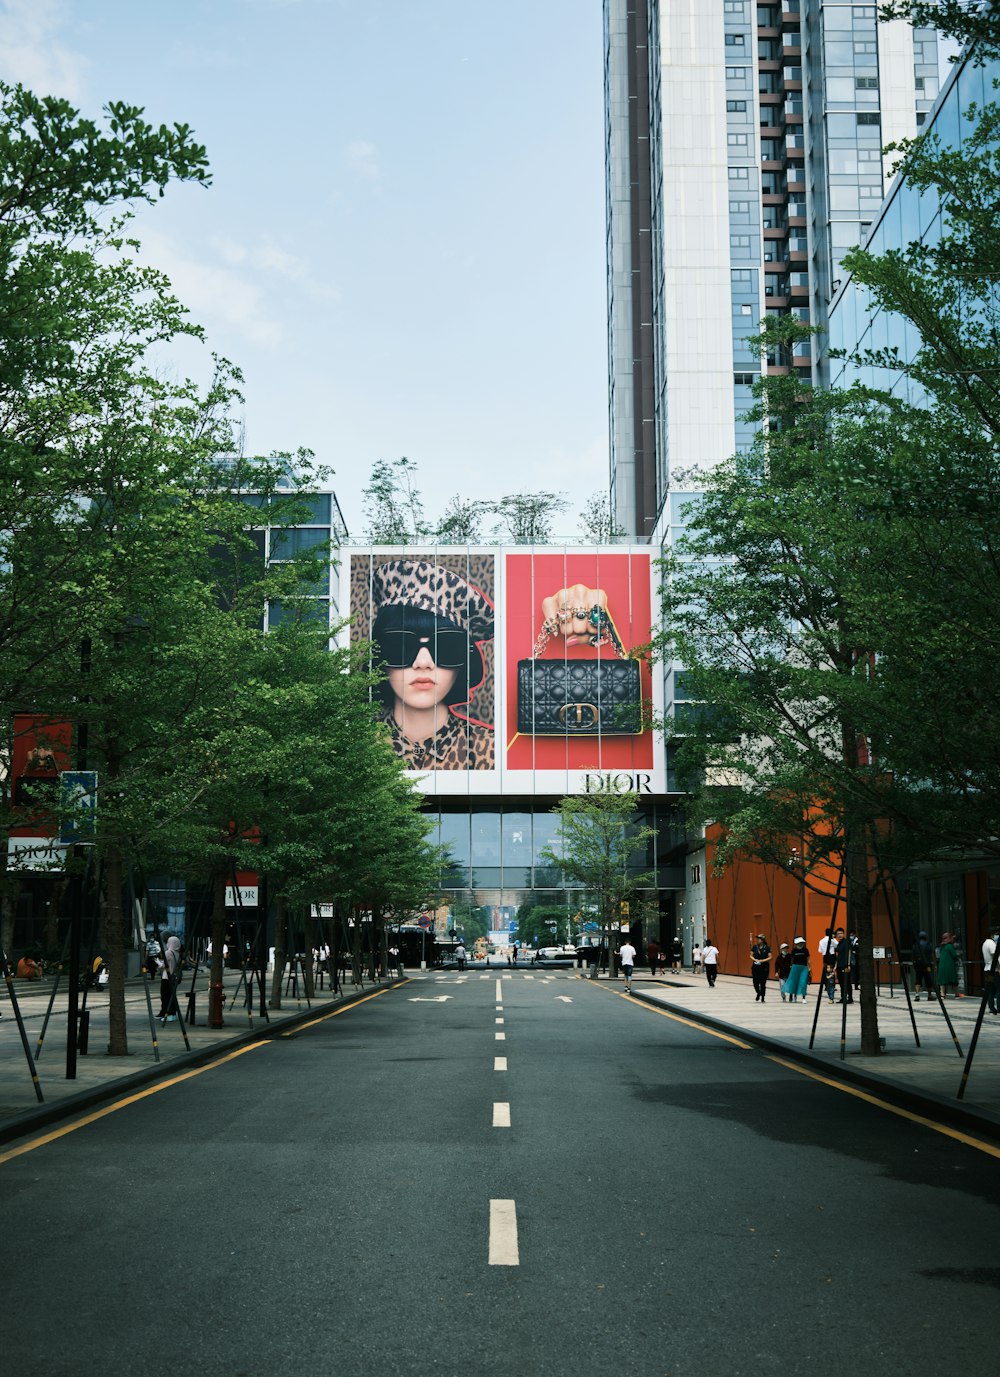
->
xmin=750 ymin=933 xmax=771 ymax=1002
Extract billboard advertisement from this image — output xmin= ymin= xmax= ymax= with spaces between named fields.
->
xmin=349 ymin=547 xmax=664 ymax=796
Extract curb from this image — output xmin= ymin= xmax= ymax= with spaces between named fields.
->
xmin=627 ymin=987 xmax=1000 ymax=1145
xmin=0 ymin=977 xmax=409 ymax=1147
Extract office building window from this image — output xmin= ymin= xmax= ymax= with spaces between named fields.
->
xmin=857 ymin=113 xmax=880 ymax=126
xmin=728 ymin=132 xmax=749 ymax=147
xmin=725 ymin=33 xmax=745 ymax=47
xmin=729 ymin=166 xmax=750 ymax=181
xmin=727 ymin=99 xmax=747 ymax=111
xmin=856 ymin=77 xmax=879 ymax=90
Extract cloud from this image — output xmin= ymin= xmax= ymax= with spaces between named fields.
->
xmin=139 ymin=229 xmax=284 ymax=348
xmin=211 ymin=233 xmax=341 ymax=303
xmin=346 ymin=139 xmax=380 ymax=181
xmin=0 ymin=0 xmax=89 ymax=100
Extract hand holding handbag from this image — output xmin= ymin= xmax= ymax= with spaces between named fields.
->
xmin=516 ymin=608 xmax=643 ymax=736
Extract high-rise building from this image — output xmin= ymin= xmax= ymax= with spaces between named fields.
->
xmin=604 ymin=0 xmax=939 ymax=543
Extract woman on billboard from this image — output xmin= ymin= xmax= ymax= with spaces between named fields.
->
xmin=370 ymin=558 xmax=495 ymax=771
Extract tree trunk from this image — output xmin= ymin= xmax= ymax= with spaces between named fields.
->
xmin=350 ymin=911 xmax=363 ymax=985
xmin=303 ymin=905 xmax=316 ymax=999
xmin=104 ymin=844 xmax=129 ymax=1056
xmin=846 ymin=827 xmax=881 ymax=1055
xmin=44 ymin=879 xmax=65 ymax=959
xmin=269 ymin=894 xmax=288 ymax=1009
xmin=209 ymin=866 xmax=227 ymax=1027
xmin=0 ymin=885 xmax=17 ymax=963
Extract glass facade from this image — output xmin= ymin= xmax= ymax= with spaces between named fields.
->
xmin=426 ymin=798 xmax=686 ymax=941
xmin=826 ymin=49 xmax=999 ymax=389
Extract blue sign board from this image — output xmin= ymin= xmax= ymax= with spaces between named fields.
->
xmin=59 ymin=771 xmax=98 ymax=843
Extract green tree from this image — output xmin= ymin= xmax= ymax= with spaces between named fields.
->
xmin=541 ymin=792 xmax=654 ymax=980
xmin=577 ymin=492 xmax=626 ymax=544
xmin=488 ymin=491 xmax=568 ymax=544
xmin=513 ymin=897 xmax=573 ymax=949
xmin=362 ymin=456 xmax=430 ymax=544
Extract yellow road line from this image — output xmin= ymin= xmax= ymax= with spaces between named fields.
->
xmin=0 ymin=1042 xmax=265 ymax=1167
xmin=586 ymin=978 xmax=753 ymax=1050
xmin=766 ymin=1054 xmax=1000 ymax=1160
xmin=2 ymin=989 xmax=395 ymax=1167
xmin=280 ymin=985 xmax=391 ymax=1034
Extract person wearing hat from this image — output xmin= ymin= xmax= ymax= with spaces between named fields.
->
xmin=368 ymin=559 xmax=495 ymax=771
xmin=750 ymin=932 xmax=771 ymax=1001
xmin=936 ymin=931 xmax=960 ymax=999
xmin=785 ymin=936 xmax=810 ymax=1003
xmin=774 ymin=942 xmax=792 ymax=1001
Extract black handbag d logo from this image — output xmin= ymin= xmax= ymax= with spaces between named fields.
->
xmin=517 ymin=657 xmax=643 ymax=736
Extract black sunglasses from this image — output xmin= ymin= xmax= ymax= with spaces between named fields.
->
xmin=375 ymin=629 xmax=469 ymax=669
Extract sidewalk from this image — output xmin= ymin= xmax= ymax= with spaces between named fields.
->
xmin=0 ymin=964 xmax=405 ymax=1144
xmin=622 ymin=969 xmax=1000 ymax=1139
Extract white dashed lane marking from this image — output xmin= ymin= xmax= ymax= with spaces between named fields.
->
xmin=493 ymin=1102 xmax=511 ymax=1128
xmin=489 ymin=1200 xmax=519 ymax=1266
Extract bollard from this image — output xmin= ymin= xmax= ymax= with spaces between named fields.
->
xmin=77 ymin=1008 xmax=90 ymax=1055
xmin=186 ymin=990 xmax=197 ymax=1026
xmin=208 ymin=981 xmax=224 ymax=1028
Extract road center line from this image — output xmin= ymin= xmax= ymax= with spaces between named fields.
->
xmin=495 ymin=1031 xmax=506 ymax=1041
xmin=489 ymin=1199 xmax=519 ymax=1266
xmin=493 ymin=1101 xmax=511 ymax=1128
xmin=495 ymin=1056 xmax=507 ymax=1071
xmin=495 ymin=1017 xmax=504 ymax=1024
xmin=495 ymin=980 xmax=503 ymax=1001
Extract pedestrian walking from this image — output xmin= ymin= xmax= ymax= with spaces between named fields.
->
xmin=834 ymin=926 xmax=853 ymax=1003
xmin=983 ymin=929 xmax=999 ymax=1014
xmin=671 ymin=936 xmax=682 ymax=972
xmin=818 ymin=928 xmax=837 ymax=1002
xmin=620 ymin=939 xmax=637 ymax=993
xmin=647 ymin=940 xmax=662 ymax=977
xmin=750 ymin=933 xmax=771 ymax=1002
xmin=936 ymin=933 xmax=959 ymax=998
xmin=693 ymin=943 xmax=703 ymax=977
xmin=785 ymin=936 xmax=809 ymax=1002
xmin=775 ymin=943 xmax=792 ymax=1001
xmin=455 ymin=942 xmax=466 ymax=971
xmin=912 ymin=932 xmax=937 ymax=1001
xmin=702 ymin=939 xmax=719 ymax=987
xmin=158 ymin=935 xmax=182 ymax=1022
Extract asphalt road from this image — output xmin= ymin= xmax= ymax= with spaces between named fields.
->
xmin=2 ymin=970 xmax=997 ymax=1377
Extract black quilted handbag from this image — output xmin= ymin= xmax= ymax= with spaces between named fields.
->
xmin=517 ymin=657 xmax=642 ymax=735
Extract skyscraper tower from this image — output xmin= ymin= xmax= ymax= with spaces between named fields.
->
xmin=604 ymin=0 xmax=939 ymax=543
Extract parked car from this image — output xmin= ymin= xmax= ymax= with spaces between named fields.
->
xmin=532 ymin=946 xmax=577 ymax=963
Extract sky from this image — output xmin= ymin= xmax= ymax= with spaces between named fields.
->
xmin=0 ymin=0 xmax=610 ymax=538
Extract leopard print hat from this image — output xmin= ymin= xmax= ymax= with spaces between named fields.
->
xmin=372 ymin=560 xmax=494 ymax=643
